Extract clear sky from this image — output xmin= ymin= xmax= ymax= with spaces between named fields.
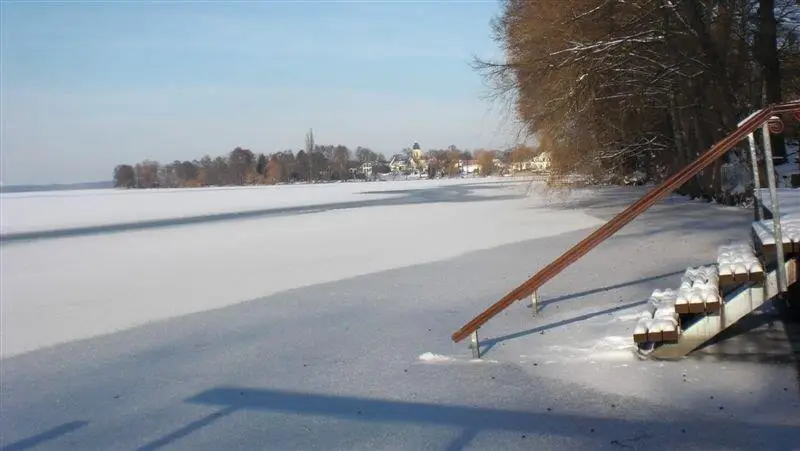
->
xmin=1 ymin=0 xmax=521 ymax=186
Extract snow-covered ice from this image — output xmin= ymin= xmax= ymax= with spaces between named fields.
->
xmin=0 ymin=180 xmax=465 ymax=236
xmin=2 ymin=180 xmax=798 ymax=450
xmin=1 ymin=178 xmax=605 ymax=358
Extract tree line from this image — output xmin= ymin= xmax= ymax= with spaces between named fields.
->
xmin=114 ymin=129 xmax=390 ymax=188
xmin=114 ymin=147 xmax=384 ymax=189
xmin=113 ymin=129 xmax=538 ymax=188
xmin=476 ymin=0 xmax=800 ymax=202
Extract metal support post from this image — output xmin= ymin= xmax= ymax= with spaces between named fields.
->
xmin=531 ymin=290 xmax=540 ymax=316
xmin=761 ymin=122 xmax=788 ymax=293
xmin=747 ymin=133 xmax=764 ymax=221
xmin=469 ymin=330 xmax=481 ymax=359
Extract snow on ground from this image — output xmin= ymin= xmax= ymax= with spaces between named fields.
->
xmin=2 ymin=179 xmax=798 ymax=450
xmin=758 ymin=186 xmax=800 ymax=218
xmin=0 ymin=178 xmax=604 ymax=358
xmin=776 ymin=140 xmax=799 ymax=189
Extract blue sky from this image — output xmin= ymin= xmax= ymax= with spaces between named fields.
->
xmin=1 ymin=0 xmax=521 ymax=185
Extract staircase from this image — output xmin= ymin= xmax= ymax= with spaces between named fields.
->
xmin=450 ymin=100 xmax=800 ymax=359
xmin=633 ymin=230 xmax=797 ymax=360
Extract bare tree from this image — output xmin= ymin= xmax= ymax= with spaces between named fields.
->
xmin=305 ymin=128 xmax=315 ymax=182
xmin=113 ymin=164 xmax=136 ymax=188
xmin=473 ymin=0 xmax=799 ymax=202
xmin=228 ymin=147 xmax=255 ymax=185
xmin=476 ymin=150 xmax=496 ymax=176
xmin=332 ymin=145 xmax=351 ymax=180
xmin=135 ymin=160 xmax=159 ymax=188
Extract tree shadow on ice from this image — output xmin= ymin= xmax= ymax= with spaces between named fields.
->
xmin=0 ymin=184 xmax=523 ymax=244
xmin=135 ymin=387 xmax=800 ymax=451
xmin=2 ymin=420 xmax=89 ymax=451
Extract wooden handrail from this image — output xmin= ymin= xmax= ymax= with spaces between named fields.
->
xmin=452 ymin=100 xmax=800 ymax=343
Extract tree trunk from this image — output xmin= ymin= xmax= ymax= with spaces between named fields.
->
xmin=758 ymin=0 xmax=786 ymax=162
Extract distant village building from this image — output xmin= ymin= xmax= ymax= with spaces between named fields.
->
xmin=532 ymin=152 xmax=551 ymax=171
xmin=510 ymin=151 xmax=551 ymax=173
xmin=458 ymin=160 xmax=480 ymax=175
xmin=411 ymin=141 xmax=423 ymax=160
xmin=389 ymin=141 xmax=428 ymax=175
xmin=389 ymin=154 xmax=411 ymax=172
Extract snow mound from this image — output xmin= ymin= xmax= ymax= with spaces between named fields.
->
xmin=546 ymin=337 xmax=637 ymax=363
xmin=717 ymin=242 xmax=762 ymax=273
xmin=418 ymin=352 xmax=454 ymax=362
xmin=752 ymin=218 xmax=800 ymax=245
xmin=677 ymin=265 xmax=721 ymax=310
xmin=417 ymin=352 xmax=497 ymax=364
xmin=588 ymin=336 xmax=638 ymax=362
xmin=617 ymin=312 xmax=644 ymax=322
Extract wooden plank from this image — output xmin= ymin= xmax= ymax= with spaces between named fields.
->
xmin=705 ymin=293 xmax=722 ymax=312
xmin=675 ymin=298 xmax=690 ymax=315
xmin=749 ymin=266 xmax=765 ymax=283
xmin=647 ymin=330 xmax=664 ymax=343
xmin=633 ymin=331 xmax=650 ymax=343
xmin=661 ymin=326 xmax=680 ymax=342
xmin=633 ymin=318 xmax=651 ymax=344
xmin=718 ymin=271 xmax=736 ymax=287
xmin=688 ymin=295 xmax=706 ymax=314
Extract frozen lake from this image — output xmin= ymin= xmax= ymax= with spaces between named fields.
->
xmin=2 ymin=179 xmax=798 ymax=450
xmin=1 ymin=178 xmax=605 ymax=358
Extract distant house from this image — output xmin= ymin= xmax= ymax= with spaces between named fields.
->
xmin=458 ymin=159 xmax=480 ymax=175
xmin=389 ymin=151 xmax=427 ymax=176
xmin=532 ymin=152 xmax=551 ymax=171
xmin=510 ymin=152 xmax=551 ymax=173
xmin=360 ymin=162 xmax=373 ymax=175
xmin=389 ymin=154 xmax=411 ymax=172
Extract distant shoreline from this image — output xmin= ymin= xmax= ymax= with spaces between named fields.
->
xmin=0 ymin=180 xmax=113 ymax=194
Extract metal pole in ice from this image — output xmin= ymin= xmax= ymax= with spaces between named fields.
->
xmin=761 ymin=121 xmax=787 ymax=293
xmin=470 ymin=330 xmax=481 ymax=359
xmin=531 ymin=290 xmax=540 ymax=316
xmin=747 ymin=133 xmax=764 ymax=221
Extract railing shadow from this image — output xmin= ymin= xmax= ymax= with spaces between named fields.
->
xmin=533 ymin=269 xmax=687 ymax=314
xmin=135 ymin=387 xmax=800 ymax=451
xmin=3 ymin=421 xmax=89 ymax=451
xmin=479 ymin=300 xmax=647 ymax=356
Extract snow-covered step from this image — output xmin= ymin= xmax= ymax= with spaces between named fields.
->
xmin=676 ymin=266 xmax=722 ymax=314
xmin=648 ymin=257 xmax=797 ymax=360
xmin=752 ymin=219 xmax=800 ymax=260
xmin=632 ymin=289 xmax=680 ymax=344
xmin=716 ymin=243 xmax=764 ymax=286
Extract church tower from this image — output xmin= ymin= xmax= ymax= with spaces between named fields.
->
xmin=411 ymin=141 xmax=422 ymax=160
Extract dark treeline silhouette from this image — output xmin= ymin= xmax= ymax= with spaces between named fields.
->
xmin=113 ymin=145 xmax=527 ymax=189
xmin=112 ymin=127 xmax=539 ymax=188
xmin=475 ymin=0 xmax=800 ymax=202
xmin=113 ymin=143 xmax=391 ymax=189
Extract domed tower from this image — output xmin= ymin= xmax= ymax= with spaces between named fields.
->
xmin=411 ymin=141 xmax=422 ymax=160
